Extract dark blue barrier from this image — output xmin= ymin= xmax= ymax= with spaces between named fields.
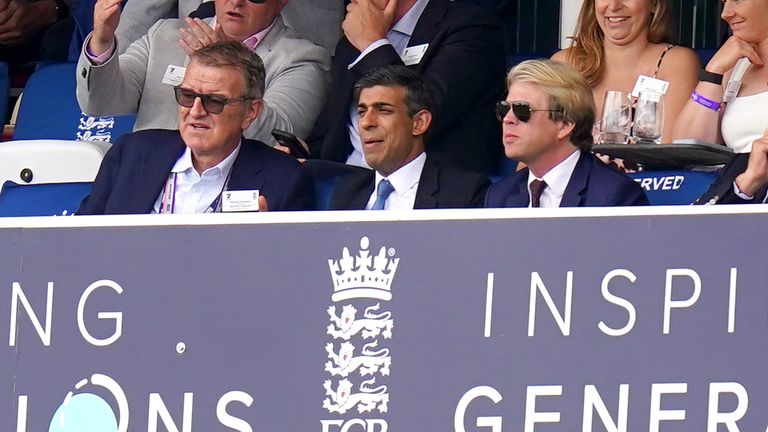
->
xmin=630 ymin=170 xmax=717 ymax=205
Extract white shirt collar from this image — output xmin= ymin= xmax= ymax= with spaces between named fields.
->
xmin=171 ymin=142 xmax=241 ymax=179
xmin=391 ymin=0 xmax=430 ymax=37
xmin=209 ymin=16 xmax=277 ymax=49
xmin=527 ymin=149 xmax=581 ymax=207
xmin=374 ymin=152 xmax=427 ymax=196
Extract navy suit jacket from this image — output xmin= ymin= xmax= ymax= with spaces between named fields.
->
xmin=77 ymin=129 xmax=315 ymax=214
xmin=485 ymin=152 xmax=649 ymax=207
xmin=330 ymin=156 xmax=490 ymax=210
xmin=308 ymin=0 xmax=506 ymax=174
xmin=693 ymin=153 xmax=768 ymax=204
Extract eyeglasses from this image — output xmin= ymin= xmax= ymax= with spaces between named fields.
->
xmin=174 ymin=86 xmax=254 ymax=114
xmin=247 ymin=0 xmax=266 ymax=3
xmin=495 ymin=100 xmax=561 ymax=123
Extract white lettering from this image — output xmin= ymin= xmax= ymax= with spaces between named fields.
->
xmin=663 ymin=269 xmax=701 ymax=334
xmin=525 ymin=385 xmax=562 ymax=431
xmin=77 ymin=280 xmax=124 ymax=347
xmin=673 ymin=176 xmax=684 ymax=189
xmin=321 ymin=420 xmax=344 ymax=432
xmin=649 ymin=383 xmax=687 ymax=432
xmin=148 ymin=393 xmax=193 ymax=432
xmin=484 ymin=273 xmax=494 ymax=338
xmin=598 ymin=270 xmax=637 ymax=336
xmin=707 ymin=382 xmax=748 ymax=432
xmin=728 ymin=268 xmax=737 ymax=333
xmin=454 ymin=386 xmax=503 ymax=432
xmin=91 ymin=374 xmax=129 ymax=432
xmin=528 ymin=272 xmax=573 ymax=337
xmin=582 ymin=384 xmax=629 ymax=432
xmin=216 ymin=391 xmax=253 ymax=432
xmin=340 ymin=419 xmax=366 ymax=432
xmin=16 ymin=395 xmax=27 ymax=432
xmin=9 ymin=282 xmax=54 ymax=346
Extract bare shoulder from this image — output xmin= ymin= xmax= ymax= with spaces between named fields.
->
xmin=551 ymin=48 xmax=573 ymax=65
xmin=659 ymin=45 xmax=701 ymax=77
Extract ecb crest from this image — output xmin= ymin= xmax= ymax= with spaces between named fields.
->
xmin=323 ymin=236 xmax=398 ymax=425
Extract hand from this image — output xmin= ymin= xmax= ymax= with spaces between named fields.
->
xmin=706 ymin=35 xmax=764 ymax=75
xmin=179 ymin=17 xmax=226 ymax=56
xmin=0 ymin=0 xmax=57 ymax=46
xmin=735 ymin=128 xmax=768 ymax=197
xmin=90 ymin=0 xmax=122 ymax=55
xmin=342 ymin=0 xmax=398 ymax=52
xmin=258 ymin=195 xmax=268 ymax=212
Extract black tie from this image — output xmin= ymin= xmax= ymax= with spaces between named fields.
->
xmin=530 ymin=179 xmax=547 ymax=208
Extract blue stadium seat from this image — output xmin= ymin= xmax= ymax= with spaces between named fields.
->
xmin=14 ymin=62 xmax=136 ymax=142
xmin=0 ymin=181 xmax=91 ymax=217
xmin=629 ymin=170 xmax=718 ymax=205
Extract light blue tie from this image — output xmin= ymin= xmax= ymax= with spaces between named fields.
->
xmin=371 ymin=179 xmax=395 ymax=210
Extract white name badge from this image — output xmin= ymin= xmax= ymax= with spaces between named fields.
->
xmin=631 ymin=75 xmax=669 ymax=98
xmin=162 ymin=65 xmax=186 ymax=86
xmin=222 ymin=190 xmax=260 ymax=212
xmin=401 ymin=43 xmax=428 ymax=66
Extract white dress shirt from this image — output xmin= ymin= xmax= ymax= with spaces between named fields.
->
xmin=365 ymin=152 xmax=427 ymax=210
xmin=345 ymin=0 xmax=430 ymax=168
xmin=152 ymin=144 xmax=240 ymax=214
xmin=527 ymin=149 xmax=581 ymax=208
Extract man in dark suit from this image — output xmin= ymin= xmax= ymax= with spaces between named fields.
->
xmin=78 ymin=41 xmax=314 ymax=215
xmin=308 ymin=0 xmax=506 ymax=175
xmin=485 ymin=59 xmax=647 ymax=208
xmin=329 ymin=65 xmax=489 ymax=210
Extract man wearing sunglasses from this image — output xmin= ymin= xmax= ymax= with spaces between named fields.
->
xmin=78 ymin=41 xmax=315 ymax=215
xmin=485 ymin=60 xmax=648 ymax=208
xmin=76 ymin=0 xmax=327 ymax=146
xmin=327 ymin=66 xmax=489 ymax=210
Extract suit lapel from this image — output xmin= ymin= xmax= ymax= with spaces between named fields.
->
xmin=228 ymin=138 xmax=267 ymax=191
xmin=127 ymin=133 xmax=186 ymax=213
xmin=560 ymin=152 xmax=590 ymax=207
xmin=505 ymin=171 xmax=531 ymax=207
xmin=414 ymin=156 xmax=438 ymax=209
xmin=407 ymin=0 xmax=448 ymax=71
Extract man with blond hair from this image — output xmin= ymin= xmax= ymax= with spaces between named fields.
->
xmin=485 ymin=59 xmax=647 ymax=208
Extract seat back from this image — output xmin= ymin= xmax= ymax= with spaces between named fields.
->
xmin=14 ymin=62 xmax=136 ymax=142
xmin=0 ymin=139 xmax=107 ymax=185
xmin=629 ymin=171 xmax=718 ymax=205
xmin=0 ymin=181 xmax=92 ymax=217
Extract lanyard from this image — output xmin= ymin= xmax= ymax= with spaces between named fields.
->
xmin=159 ymin=169 xmax=233 ymax=214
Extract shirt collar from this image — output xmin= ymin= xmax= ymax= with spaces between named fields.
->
xmin=527 ymin=149 xmax=581 ymax=199
xmin=374 ymin=152 xmax=427 ymax=196
xmin=172 ymin=142 xmax=242 ymax=179
xmin=391 ymin=0 xmax=429 ymax=38
xmin=209 ymin=16 xmax=277 ymax=50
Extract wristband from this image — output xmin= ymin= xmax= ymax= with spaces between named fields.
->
xmin=699 ymin=69 xmax=724 ymax=85
xmin=691 ymin=90 xmax=721 ymax=112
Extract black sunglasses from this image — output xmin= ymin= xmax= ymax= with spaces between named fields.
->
xmin=174 ymin=86 xmax=254 ymax=114
xmin=495 ymin=100 xmax=560 ymax=123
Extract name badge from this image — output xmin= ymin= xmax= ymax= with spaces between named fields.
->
xmin=401 ymin=43 xmax=428 ymax=66
xmin=162 ymin=65 xmax=186 ymax=86
xmin=631 ymin=75 xmax=669 ymax=98
xmin=222 ymin=190 xmax=260 ymax=212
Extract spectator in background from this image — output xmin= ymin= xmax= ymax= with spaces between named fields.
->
xmin=76 ymin=0 xmax=327 ymax=146
xmin=0 ymin=0 xmax=72 ymax=62
xmin=676 ymin=0 xmax=768 ymax=204
xmin=78 ymin=41 xmax=315 ymax=215
xmin=485 ymin=60 xmax=648 ymax=208
xmin=552 ymin=0 xmax=699 ymax=144
xmin=308 ymin=0 xmax=507 ymax=175
xmin=113 ymin=0 xmax=343 ymax=58
xmin=329 ymin=66 xmax=489 ymax=210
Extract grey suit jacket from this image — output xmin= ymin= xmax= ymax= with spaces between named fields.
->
xmin=76 ymin=15 xmax=329 ymax=145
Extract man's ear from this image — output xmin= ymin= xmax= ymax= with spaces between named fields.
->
xmin=556 ymin=119 xmax=575 ymax=141
xmin=411 ymin=109 xmax=432 ymax=137
xmin=242 ymin=99 xmax=263 ymax=130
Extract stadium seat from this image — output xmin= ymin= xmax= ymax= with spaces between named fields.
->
xmin=13 ymin=62 xmax=136 ymax=142
xmin=0 ymin=139 xmax=107 ymax=185
xmin=0 ymin=181 xmax=92 ymax=217
xmin=629 ymin=170 xmax=718 ymax=205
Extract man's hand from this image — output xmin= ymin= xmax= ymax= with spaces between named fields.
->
xmin=258 ymin=195 xmax=268 ymax=212
xmin=179 ymin=17 xmax=227 ymax=56
xmin=342 ymin=0 xmax=398 ymax=52
xmin=735 ymin=128 xmax=768 ymax=198
xmin=0 ymin=0 xmax=58 ymax=46
xmin=90 ymin=0 xmax=122 ymax=55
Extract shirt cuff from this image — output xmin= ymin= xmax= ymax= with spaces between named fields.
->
xmin=733 ymin=180 xmax=755 ymax=200
xmin=347 ymin=39 xmax=392 ymax=70
xmin=84 ymin=32 xmax=116 ymax=65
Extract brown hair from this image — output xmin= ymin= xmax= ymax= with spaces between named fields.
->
xmin=566 ymin=0 xmax=672 ymax=87
xmin=190 ymin=41 xmax=266 ymax=100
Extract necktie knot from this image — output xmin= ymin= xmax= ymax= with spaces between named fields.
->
xmin=371 ymin=179 xmax=395 ymax=210
xmin=530 ymin=179 xmax=547 ymax=208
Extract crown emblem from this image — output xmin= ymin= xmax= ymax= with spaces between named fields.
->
xmin=328 ymin=236 xmax=399 ymax=301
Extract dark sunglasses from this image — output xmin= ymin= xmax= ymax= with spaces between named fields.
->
xmin=174 ymin=86 xmax=254 ymax=114
xmin=248 ymin=0 xmax=266 ymax=2
xmin=495 ymin=100 xmax=560 ymax=123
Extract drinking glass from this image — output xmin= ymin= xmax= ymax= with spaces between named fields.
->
xmin=633 ymin=91 xmax=665 ymax=144
xmin=599 ymin=90 xmax=632 ymax=144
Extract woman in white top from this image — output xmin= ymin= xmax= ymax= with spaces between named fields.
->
xmin=553 ymin=0 xmax=700 ymax=143
xmin=672 ymin=0 xmax=768 ymax=153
